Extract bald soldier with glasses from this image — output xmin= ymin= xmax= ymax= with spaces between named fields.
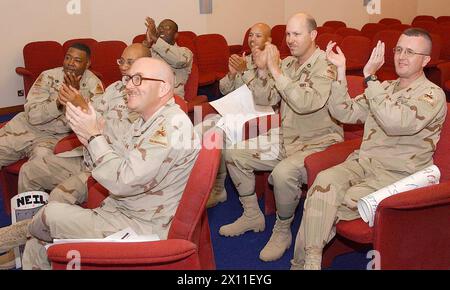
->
xmin=20 ymin=57 xmax=199 ymax=270
xmin=0 ymin=44 xmax=151 ymax=267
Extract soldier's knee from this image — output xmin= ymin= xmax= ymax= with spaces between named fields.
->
xmin=271 ymin=164 xmax=292 ymax=184
xmin=224 ymin=148 xmax=237 ymax=164
xmin=313 ymin=167 xmax=341 ymax=187
xmin=48 ymin=186 xmax=78 ymax=204
xmin=31 ymin=146 xmax=53 ymax=159
xmin=28 ymin=205 xmax=57 ymax=242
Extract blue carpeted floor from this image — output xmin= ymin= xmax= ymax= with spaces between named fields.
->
xmin=207 ymin=176 xmax=370 ymax=270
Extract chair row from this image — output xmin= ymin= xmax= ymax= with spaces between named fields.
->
xmin=321 ymin=15 xmax=450 ymax=29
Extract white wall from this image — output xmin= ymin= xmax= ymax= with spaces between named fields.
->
xmin=417 ymin=0 xmax=450 ymax=17
xmin=89 ymin=0 xmax=208 ymax=43
xmin=368 ymin=0 xmax=418 ymax=24
xmin=2 ymin=0 xmax=450 ymax=108
xmin=206 ymin=0 xmax=284 ymax=45
xmin=284 ymin=0 xmax=370 ymax=29
xmin=1 ymin=0 xmax=92 ymax=107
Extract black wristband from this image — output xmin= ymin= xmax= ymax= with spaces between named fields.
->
xmin=88 ymin=134 xmax=102 ymax=144
xmin=364 ymin=74 xmax=378 ymax=84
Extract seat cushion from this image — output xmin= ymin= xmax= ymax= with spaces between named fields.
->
xmin=444 ymin=80 xmax=450 ymax=92
xmin=6 ymin=159 xmax=28 ymax=174
xmin=336 ymin=218 xmax=373 ymax=244
xmin=198 ymin=72 xmax=216 ymax=87
xmin=187 ymin=95 xmax=208 ymax=113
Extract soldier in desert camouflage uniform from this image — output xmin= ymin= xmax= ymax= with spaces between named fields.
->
xmin=0 ymin=43 xmax=103 ymax=170
xmin=0 ymin=43 xmax=103 ymax=269
xmin=21 ymin=57 xmax=199 ymax=270
xmin=0 ymin=44 xmax=152 ymax=267
xmin=18 ymin=43 xmax=151 ymax=203
xmin=219 ymin=13 xmax=343 ymax=263
xmin=291 ymin=28 xmax=446 ymax=270
xmin=197 ymin=22 xmax=274 ymax=208
xmin=144 ymin=17 xmax=193 ymax=98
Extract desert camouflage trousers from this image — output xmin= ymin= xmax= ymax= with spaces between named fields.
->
xmin=225 ymin=128 xmax=328 ymax=218
xmin=22 ymin=202 xmax=150 ymax=270
xmin=292 ymin=158 xmax=408 ymax=266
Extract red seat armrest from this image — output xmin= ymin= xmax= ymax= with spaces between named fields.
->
xmin=15 ymin=67 xmax=32 ymax=77
xmin=54 ymin=134 xmax=82 ymax=154
xmin=47 ymin=239 xmax=201 ymax=270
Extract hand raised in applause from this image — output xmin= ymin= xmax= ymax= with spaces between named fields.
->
xmin=363 ymin=40 xmax=385 ymax=78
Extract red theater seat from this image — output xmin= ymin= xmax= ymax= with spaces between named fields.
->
xmin=15 ymin=41 xmax=64 ymax=96
xmin=195 ymin=34 xmax=230 ymax=86
xmin=304 ymin=103 xmax=450 ymax=270
xmin=47 ymin=131 xmax=222 ymax=270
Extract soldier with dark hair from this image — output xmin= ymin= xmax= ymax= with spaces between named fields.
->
xmin=143 ymin=17 xmax=193 ymax=98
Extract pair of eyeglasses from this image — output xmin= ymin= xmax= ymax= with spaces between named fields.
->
xmin=122 ymin=74 xmax=165 ymax=86
xmin=117 ymin=59 xmax=135 ymax=66
xmin=393 ymin=46 xmax=430 ymax=57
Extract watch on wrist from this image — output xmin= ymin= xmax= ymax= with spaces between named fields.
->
xmin=364 ymin=74 xmax=378 ymax=84
xmin=88 ymin=134 xmax=102 ymax=144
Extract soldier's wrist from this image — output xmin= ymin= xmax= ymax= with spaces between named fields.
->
xmin=88 ymin=133 xmax=102 ymax=144
xmin=56 ymin=100 xmax=64 ymax=111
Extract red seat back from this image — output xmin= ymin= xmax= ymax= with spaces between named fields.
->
xmin=335 ymin=27 xmax=362 ymax=38
xmin=433 ymin=103 xmax=450 ymax=182
xmin=412 ymin=15 xmax=436 ymax=25
xmin=389 ymin=24 xmax=412 ymax=32
xmin=184 ymin=63 xmax=199 ymax=103
xmin=91 ymin=41 xmax=127 ymax=87
xmin=178 ymin=31 xmax=197 ymax=41
xmin=361 ymin=23 xmax=388 ymax=39
xmin=343 ymin=76 xmax=366 ymax=139
xmin=346 ymin=75 xmax=365 ymax=97
xmin=316 ymin=33 xmax=343 ymax=50
xmin=132 ymin=34 xmax=146 ymax=44
xmin=280 ymin=38 xmax=291 ymax=59
xmin=438 ymin=26 xmax=450 ymax=60
xmin=379 ymin=18 xmax=402 ymax=26
xmin=20 ymin=41 xmax=64 ymax=95
xmin=340 ymin=36 xmax=372 ymax=67
xmin=271 ymin=25 xmax=287 ymax=51
xmin=437 ymin=16 xmax=450 ymax=24
xmin=323 ymin=20 xmax=347 ymax=30
xmin=195 ymin=34 xmax=230 ymax=78
xmin=412 ymin=21 xmax=440 ymax=34
xmin=427 ymin=33 xmax=443 ymax=67
xmin=372 ymin=30 xmax=402 ymax=67
xmin=316 ymin=26 xmax=336 ymax=36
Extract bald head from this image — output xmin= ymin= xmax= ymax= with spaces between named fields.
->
xmin=134 ymin=57 xmax=174 ymax=90
xmin=285 ymin=13 xmax=318 ymax=61
xmin=249 ymin=22 xmax=272 ymax=50
xmin=118 ymin=43 xmax=151 ymax=76
xmin=252 ymin=23 xmax=271 ymax=37
xmin=288 ymin=13 xmax=317 ymax=33
xmin=124 ymin=43 xmax=151 ymax=58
